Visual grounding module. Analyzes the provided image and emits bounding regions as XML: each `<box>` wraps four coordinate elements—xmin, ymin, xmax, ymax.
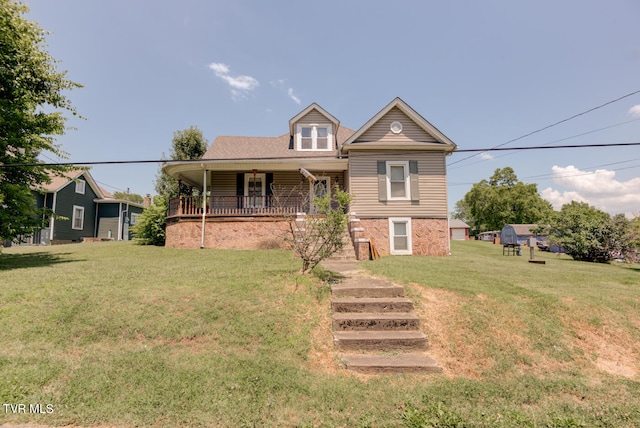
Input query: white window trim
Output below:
<box><xmin>72</xmin><ymin>205</ymin><xmax>85</xmax><ymax>230</ymax></box>
<box><xmin>75</xmin><ymin>179</ymin><xmax>86</xmax><ymax>194</ymax></box>
<box><xmin>130</xmin><ymin>213</ymin><xmax>140</xmax><ymax>225</ymax></box>
<box><xmin>389</xmin><ymin>217</ymin><xmax>412</xmax><ymax>255</ymax></box>
<box><xmin>244</xmin><ymin>173</ymin><xmax>266</xmax><ymax>208</ymax></box>
<box><xmin>296</xmin><ymin>124</ymin><xmax>333</xmax><ymax>151</ymax></box>
<box><xmin>386</xmin><ymin>161</ymin><xmax>410</xmax><ymax>200</ymax></box>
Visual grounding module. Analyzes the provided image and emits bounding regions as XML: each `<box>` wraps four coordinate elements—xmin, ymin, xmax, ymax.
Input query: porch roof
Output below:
<box><xmin>163</xmin><ymin>157</ymin><xmax>348</xmax><ymax>188</ymax></box>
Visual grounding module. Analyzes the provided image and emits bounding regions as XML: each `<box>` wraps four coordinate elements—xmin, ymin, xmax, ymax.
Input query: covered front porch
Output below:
<box><xmin>168</xmin><ymin>194</ymin><xmax>306</xmax><ymax>218</ymax></box>
<box><xmin>164</xmin><ymin>158</ymin><xmax>348</xmax><ymax>220</ymax></box>
<box><xmin>163</xmin><ymin>158</ymin><xmax>349</xmax><ymax>249</ymax></box>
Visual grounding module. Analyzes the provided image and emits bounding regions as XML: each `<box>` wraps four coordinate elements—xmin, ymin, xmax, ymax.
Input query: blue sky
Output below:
<box><xmin>26</xmin><ymin>0</ymin><xmax>640</xmax><ymax>216</ymax></box>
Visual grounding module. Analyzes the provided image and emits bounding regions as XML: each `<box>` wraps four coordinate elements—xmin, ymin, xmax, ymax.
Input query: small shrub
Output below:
<box><xmin>131</xmin><ymin>196</ymin><xmax>166</xmax><ymax>246</ymax></box>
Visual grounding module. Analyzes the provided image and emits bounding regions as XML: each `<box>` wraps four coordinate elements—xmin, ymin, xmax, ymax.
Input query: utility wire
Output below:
<box><xmin>450</xmin><ymin>117</ymin><xmax>640</xmax><ymax>169</ymax></box>
<box><xmin>448</xmin><ymin>89</ymin><xmax>640</xmax><ymax>166</ymax></box>
<box><xmin>2</xmin><ymin>142</ymin><xmax>640</xmax><ymax>169</ymax></box>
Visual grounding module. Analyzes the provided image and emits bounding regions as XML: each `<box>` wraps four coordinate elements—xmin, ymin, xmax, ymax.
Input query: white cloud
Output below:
<box><xmin>287</xmin><ymin>88</ymin><xmax>301</xmax><ymax>105</ymax></box>
<box><xmin>540</xmin><ymin>187</ymin><xmax>586</xmax><ymax>209</ymax></box>
<box><xmin>479</xmin><ymin>152</ymin><xmax>494</xmax><ymax>160</ymax></box>
<box><xmin>541</xmin><ymin>165</ymin><xmax>640</xmax><ymax>216</ymax></box>
<box><xmin>270</xmin><ymin>79</ymin><xmax>302</xmax><ymax>105</ymax></box>
<box><xmin>629</xmin><ymin>104</ymin><xmax>640</xmax><ymax>118</ymax></box>
<box><xmin>208</xmin><ymin>62</ymin><xmax>259</xmax><ymax>99</ymax></box>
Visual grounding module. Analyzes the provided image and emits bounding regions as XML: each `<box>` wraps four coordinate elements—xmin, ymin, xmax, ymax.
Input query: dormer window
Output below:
<box><xmin>296</xmin><ymin>124</ymin><xmax>332</xmax><ymax>151</ymax></box>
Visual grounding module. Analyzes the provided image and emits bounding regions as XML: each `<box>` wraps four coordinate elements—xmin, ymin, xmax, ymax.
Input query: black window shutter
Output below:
<box><xmin>409</xmin><ymin>160</ymin><xmax>419</xmax><ymax>201</ymax></box>
<box><xmin>236</xmin><ymin>173</ymin><xmax>244</xmax><ymax>208</ymax></box>
<box><xmin>377</xmin><ymin>160</ymin><xmax>387</xmax><ymax>202</ymax></box>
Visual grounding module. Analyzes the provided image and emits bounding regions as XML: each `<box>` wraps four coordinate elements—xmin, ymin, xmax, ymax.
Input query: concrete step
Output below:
<box><xmin>332</xmin><ymin>312</ymin><xmax>420</xmax><ymax>331</ymax></box>
<box><xmin>331</xmin><ymin>278</ymin><xmax>404</xmax><ymax>298</ymax></box>
<box><xmin>334</xmin><ymin>331</ymin><xmax>428</xmax><ymax>351</ymax></box>
<box><xmin>328</xmin><ymin>233</ymin><xmax>358</xmax><ymax>260</ymax></box>
<box><xmin>331</xmin><ymin>297</ymin><xmax>414</xmax><ymax>313</ymax></box>
<box><xmin>339</xmin><ymin>353</ymin><xmax>442</xmax><ymax>374</ymax></box>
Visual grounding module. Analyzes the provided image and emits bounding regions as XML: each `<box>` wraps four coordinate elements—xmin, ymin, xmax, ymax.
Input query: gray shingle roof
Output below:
<box><xmin>203</xmin><ymin>127</ymin><xmax>356</xmax><ymax>160</ymax></box>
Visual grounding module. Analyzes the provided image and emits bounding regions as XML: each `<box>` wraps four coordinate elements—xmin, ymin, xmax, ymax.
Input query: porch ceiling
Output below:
<box><xmin>163</xmin><ymin>158</ymin><xmax>348</xmax><ymax>188</ymax></box>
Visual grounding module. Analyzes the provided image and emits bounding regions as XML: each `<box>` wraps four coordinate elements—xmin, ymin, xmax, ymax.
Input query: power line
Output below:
<box><xmin>2</xmin><ymin>142</ymin><xmax>640</xmax><ymax>169</ymax></box>
<box><xmin>448</xmin><ymin>89</ymin><xmax>640</xmax><ymax>166</ymax></box>
<box><xmin>454</xmin><ymin>141</ymin><xmax>640</xmax><ymax>153</ymax></box>
<box><xmin>4</xmin><ymin>141</ymin><xmax>640</xmax><ymax>168</ymax></box>
<box><xmin>449</xmin><ymin>158</ymin><xmax>640</xmax><ymax>187</ymax></box>
<box><xmin>450</xmin><ymin>117</ymin><xmax>640</xmax><ymax>169</ymax></box>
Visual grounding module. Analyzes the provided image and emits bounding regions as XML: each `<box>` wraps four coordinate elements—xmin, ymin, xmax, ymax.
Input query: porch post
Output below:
<box><xmin>201</xmin><ymin>167</ymin><xmax>207</xmax><ymax>249</ymax></box>
<box><xmin>178</xmin><ymin>180</ymin><xmax>183</xmax><ymax>215</ymax></box>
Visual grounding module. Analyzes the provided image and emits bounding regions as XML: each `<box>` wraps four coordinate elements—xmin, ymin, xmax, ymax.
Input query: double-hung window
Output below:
<box><xmin>378</xmin><ymin>160</ymin><xmax>419</xmax><ymax>202</ymax></box>
<box><xmin>386</xmin><ymin>161</ymin><xmax>409</xmax><ymax>200</ymax></box>
<box><xmin>389</xmin><ymin>217</ymin><xmax>412</xmax><ymax>255</ymax></box>
<box><xmin>72</xmin><ymin>205</ymin><xmax>85</xmax><ymax>230</ymax></box>
<box><xmin>297</xmin><ymin>124</ymin><xmax>332</xmax><ymax>151</ymax></box>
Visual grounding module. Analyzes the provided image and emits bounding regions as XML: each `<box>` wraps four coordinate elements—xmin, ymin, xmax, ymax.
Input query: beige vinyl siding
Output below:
<box><xmin>355</xmin><ymin>107</ymin><xmax>437</xmax><ymax>144</ymax></box>
<box><xmin>210</xmin><ymin>170</ymin><xmax>344</xmax><ymax>197</ymax></box>
<box><xmin>296</xmin><ymin>110</ymin><xmax>331</xmax><ymax>125</ymax></box>
<box><xmin>210</xmin><ymin>172</ymin><xmax>237</xmax><ymax>196</ymax></box>
<box><xmin>348</xmin><ymin>152</ymin><xmax>448</xmax><ymax>218</ymax></box>
<box><xmin>273</xmin><ymin>171</ymin><xmax>300</xmax><ymax>189</ymax></box>
<box><xmin>210</xmin><ymin>171</ymin><xmax>318</xmax><ymax>194</ymax></box>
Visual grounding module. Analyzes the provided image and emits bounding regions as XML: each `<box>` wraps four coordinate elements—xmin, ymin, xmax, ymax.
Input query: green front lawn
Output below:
<box><xmin>0</xmin><ymin>241</ymin><xmax>638</xmax><ymax>427</ymax></box>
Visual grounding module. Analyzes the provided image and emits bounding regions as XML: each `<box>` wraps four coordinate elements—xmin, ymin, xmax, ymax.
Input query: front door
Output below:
<box><xmin>310</xmin><ymin>177</ymin><xmax>330</xmax><ymax>214</ymax></box>
<box><xmin>244</xmin><ymin>173</ymin><xmax>266</xmax><ymax>208</ymax></box>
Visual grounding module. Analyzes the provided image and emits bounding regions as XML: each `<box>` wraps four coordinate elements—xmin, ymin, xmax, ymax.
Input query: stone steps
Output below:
<box><xmin>331</xmin><ymin>278</ymin><xmax>405</xmax><ymax>298</ymax></box>
<box><xmin>331</xmin><ymin>297</ymin><xmax>414</xmax><ymax>313</ymax></box>
<box><xmin>332</xmin><ymin>312</ymin><xmax>420</xmax><ymax>331</ymax></box>
<box><xmin>340</xmin><ymin>354</ymin><xmax>443</xmax><ymax>374</ymax></box>
<box><xmin>329</xmin><ymin>272</ymin><xmax>442</xmax><ymax>374</ymax></box>
<box><xmin>333</xmin><ymin>331</ymin><xmax>428</xmax><ymax>351</ymax></box>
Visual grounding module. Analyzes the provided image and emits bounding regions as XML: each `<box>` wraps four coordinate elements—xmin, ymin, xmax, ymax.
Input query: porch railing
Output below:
<box><xmin>168</xmin><ymin>195</ymin><xmax>306</xmax><ymax>218</ymax></box>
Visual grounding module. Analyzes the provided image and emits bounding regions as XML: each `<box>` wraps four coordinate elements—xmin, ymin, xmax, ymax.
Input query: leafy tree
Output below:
<box><xmin>272</xmin><ymin>184</ymin><xmax>352</xmax><ymax>273</ymax></box>
<box><xmin>451</xmin><ymin>199</ymin><xmax>473</xmax><ymax>225</ymax></box>
<box><xmin>0</xmin><ymin>0</ymin><xmax>81</xmax><ymax>241</ymax></box>
<box><xmin>462</xmin><ymin>167</ymin><xmax>553</xmax><ymax>232</ymax></box>
<box><xmin>155</xmin><ymin>126</ymin><xmax>207</xmax><ymax>199</ymax></box>
<box><xmin>543</xmin><ymin>202</ymin><xmax>638</xmax><ymax>263</ymax></box>
<box><xmin>112</xmin><ymin>191</ymin><xmax>144</xmax><ymax>204</ymax></box>
<box><xmin>131</xmin><ymin>196</ymin><xmax>167</xmax><ymax>246</ymax></box>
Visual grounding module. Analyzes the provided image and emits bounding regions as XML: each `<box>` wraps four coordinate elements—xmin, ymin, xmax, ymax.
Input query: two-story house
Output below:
<box><xmin>32</xmin><ymin>170</ymin><xmax>146</xmax><ymax>245</ymax></box>
<box><xmin>162</xmin><ymin>97</ymin><xmax>457</xmax><ymax>258</ymax></box>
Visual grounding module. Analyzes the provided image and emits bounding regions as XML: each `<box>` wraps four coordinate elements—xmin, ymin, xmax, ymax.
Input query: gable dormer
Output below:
<box><xmin>289</xmin><ymin>103</ymin><xmax>340</xmax><ymax>152</ymax></box>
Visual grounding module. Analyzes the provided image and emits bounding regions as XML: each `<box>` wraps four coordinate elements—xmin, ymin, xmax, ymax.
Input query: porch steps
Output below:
<box><xmin>330</xmin><ymin>275</ymin><xmax>442</xmax><ymax>374</ymax></box>
<box><xmin>327</xmin><ymin>228</ymin><xmax>357</xmax><ymax>261</ymax></box>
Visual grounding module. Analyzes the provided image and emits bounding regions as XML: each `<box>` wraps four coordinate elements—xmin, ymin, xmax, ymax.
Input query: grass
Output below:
<box><xmin>0</xmin><ymin>240</ymin><xmax>639</xmax><ymax>427</ymax></box>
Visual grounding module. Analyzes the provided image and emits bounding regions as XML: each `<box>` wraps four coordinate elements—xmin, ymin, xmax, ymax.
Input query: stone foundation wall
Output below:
<box><xmin>166</xmin><ymin>218</ymin><xmax>292</xmax><ymax>250</ymax></box>
<box><xmin>358</xmin><ymin>218</ymin><xmax>449</xmax><ymax>257</ymax></box>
